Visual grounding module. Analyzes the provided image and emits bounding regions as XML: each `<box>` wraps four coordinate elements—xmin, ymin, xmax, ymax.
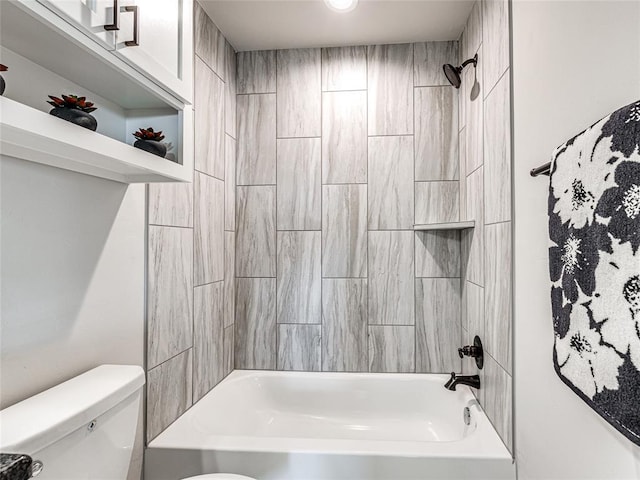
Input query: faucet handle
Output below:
<box><xmin>457</xmin><ymin>336</ymin><xmax>484</xmax><ymax>369</ymax></box>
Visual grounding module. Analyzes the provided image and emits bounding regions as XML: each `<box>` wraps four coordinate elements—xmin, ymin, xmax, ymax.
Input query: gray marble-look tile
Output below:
<box><xmin>224</xmin><ymin>231</ymin><xmax>235</xmax><ymax>328</ymax></box>
<box><xmin>277</xmin><ymin>231</ymin><xmax>321</xmax><ymax>324</ymax></box>
<box><xmin>322</xmin><ymin>184</ymin><xmax>368</xmax><ymax>278</ymax></box>
<box><xmin>458</xmin><ymin>42</ymin><xmax>466</xmax><ymax>132</ymax></box>
<box><xmin>195</xmin><ymin>1</ymin><xmax>225</xmax><ymax>77</ymax></box>
<box><xmin>464</xmin><ymin>166</ymin><xmax>484</xmax><ymax>286</ymax></box>
<box><xmin>321</xmin><ymin>46</ymin><xmax>367</xmax><ymax>91</ymax></box>
<box><xmin>194</xmin><ymin>172</ymin><xmax>224</xmax><ymax>286</ymax></box>
<box><xmin>147</xmin><ymin>226</ymin><xmax>193</xmax><ymax>369</ymax></box>
<box><xmin>483</xmin><ymin>0</ymin><xmax>509</xmax><ymax>95</ymax></box>
<box><xmin>484</xmin><ymin>73</ymin><xmax>511</xmax><ymax>224</ymax></box>
<box><xmin>415</xmin><ymin>87</ymin><xmax>458</xmax><ymax>181</ymax></box>
<box><xmin>148</xmin><ymin>182</ymin><xmax>193</xmax><ymax>228</ymax></box>
<box><xmin>459</xmin><ymin>129</ymin><xmax>467</xmax><ymax>216</ymax></box>
<box><xmin>225</xmin><ymin>134</ymin><xmax>236</xmax><ymax>231</ymax></box>
<box><xmin>223</xmin><ymin>324</ymin><xmax>234</xmax><ymax>376</ymax></box>
<box><xmin>277</xmin><ymin>324</ymin><xmax>322</xmax><ymax>371</ymax></box>
<box><xmin>195</xmin><ymin>57</ymin><xmax>225</xmax><ymax>179</ymax></box>
<box><xmin>368</xmin><ymin>231</ymin><xmax>414</xmax><ymax>325</ymax></box>
<box><xmin>368</xmin><ymin>135</ymin><xmax>414</xmax><ymax>229</ymax></box>
<box><xmin>277</xmin><ymin>48</ymin><xmax>321</xmax><ymax>138</ymax></box>
<box><xmin>414</xmin><ymin>41</ymin><xmax>458</xmax><ymax>87</ymax></box>
<box><xmin>485</xmin><ymin>222</ymin><xmax>512</xmax><ymax>374</ymax></box>
<box><xmin>368</xmin><ymin>43</ymin><xmax>413</xmax><ymax>136</ymax></box>
<box><xmin>415</xmin><ymin>278</ymin><xmax>461</xmax><ymax>373</ymax></box>
<box><xmin>464</xmin><ymin>280</ymin><xmax>485</xmax><ymax>339</ymax></box>
<box><xmin>235</xmin><ymin>278</ymin><xmax>276</xmax><ymax>369</ymax></box>
<box><xmin>224</xmin><ymin>41</ymin><xmax>237</xmax><ymax>138</ymax></box>
<box><xmin>464</xmin><ymin>45</ymin><xmax>484</xmax><ymax>175</ymax></box>
<box><xmin>277</xmin><ymin>138</ymin><xmax>321</xmax><ymax>230</ymax></box>
<box><xmin>415</xmin><ymin>181</ymin><xmax>459</xmax><ymax>225</ymax></box>
<box><xmin>461</xmin><ymin>0</ymin><xmax>482</xmax><ymax>61</ymax></box>
<box><xmin>322</xmin><ymin>90</ymin><xmax>367</xmax><ymax>184</ymax></box>
<box><xmin>237</xmin><ymin>50</ymin><xmax>277</xmax><ymax>94</ymax></box>
<box><xmin>415</xmin><ymin>230</ymin><xmax>461</xmax><ymax>278</ymax></box>
<box><xmin>484</xmin><ymin>353</ymin><xmax>513</xmax><ymax>451</ymax></box>
<box><xmin>193</xmin><ymin>281</ymin><xmax>224</xmax><ymax>402</ymax></box>
<box><xmin>236</xmin><ymin>186</ymin><xmax>276</xmax><ymax>277</ymax></box>
<box><xmin>147</xmin><ymin>349</ymin><xmax>192</xmax><ymax>442</ymax></box>
<box><xmin>322</xmin><ymin>279</ymin><xmax>368</xmax><ymax>372</ymax></box>
<box><xmin>237</xmin><ymin>94</ymin><xmax>277</xmax><ymax>185</ymax></box>
<box><xmin>369</xmin><ymin>326</ymin><xmax>415</xmax><ymax>373</ymax></box>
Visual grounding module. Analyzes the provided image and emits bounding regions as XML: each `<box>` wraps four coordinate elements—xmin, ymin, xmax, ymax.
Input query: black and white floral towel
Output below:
<box><xmin>549</xmin><ymin>100</ymin><xmax>640</xmax><ymax>445</ymax></box>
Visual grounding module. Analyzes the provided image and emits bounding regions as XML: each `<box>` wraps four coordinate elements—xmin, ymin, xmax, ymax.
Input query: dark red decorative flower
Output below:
<box><xmin>133</xmin><ymin>127</ymin><xmax>165</xmax><ymax>142</ymax></box>
<box><xmin>47</xmin><ymin>94</ymin><xmax>97</xmax><ymax>113</ymax></box>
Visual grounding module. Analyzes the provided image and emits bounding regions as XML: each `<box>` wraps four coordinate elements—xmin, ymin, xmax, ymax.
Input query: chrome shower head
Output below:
<box><xmin>442</xmin><ymin>54</ymin><xmax>478</xmax><ymax>89</ymax></box>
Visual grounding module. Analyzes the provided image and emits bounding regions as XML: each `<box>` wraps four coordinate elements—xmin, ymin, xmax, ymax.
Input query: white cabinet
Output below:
<box><xmin>37</xmin><ymin>0</ymin><xmax>118</xmax><ymax>50</ymax></box>
<box><xmin>114</xmin><ymin>0</ymin><xmax>193</xmax><ymax>104</ymax></box>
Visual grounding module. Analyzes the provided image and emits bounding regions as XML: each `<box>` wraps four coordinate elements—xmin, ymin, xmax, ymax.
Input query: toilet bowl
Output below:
<box><xmin>183</xmin><ymin>475</ymin><xmax>256</xmax><ymax>480</ymax></box>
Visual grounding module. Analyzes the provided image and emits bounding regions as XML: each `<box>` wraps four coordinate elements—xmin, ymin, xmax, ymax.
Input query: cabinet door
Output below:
<box><xmin>114</xmin><ymin>0</ymin><xmax>193</xmax><ymax>104</ymax></box>
<box><xmin>37</xmin><ymin>0</ymin><xmax>118</xmax><ymax>50</ymax></box>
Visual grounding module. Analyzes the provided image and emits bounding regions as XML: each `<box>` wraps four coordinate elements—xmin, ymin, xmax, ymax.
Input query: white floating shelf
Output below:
<box><xmin>413</xmin><ymin>221</ymin><xmax>476</xmax><ymax>231</ymax></box>
<box><xmin>0</xmin><ymin>96</ymin><xmax>191</xmax><ymax>184</ymax></box>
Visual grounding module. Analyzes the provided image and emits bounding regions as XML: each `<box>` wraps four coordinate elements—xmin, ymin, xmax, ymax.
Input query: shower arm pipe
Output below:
<box><xmin>530</xmin><ymin>162</ymin><xmax>551</xmax><ymax>177</ymax></box>
<box><xmin>460</xmin><ymin>54</ymin><xmax>478</xmax><ymax>70</ymax></box>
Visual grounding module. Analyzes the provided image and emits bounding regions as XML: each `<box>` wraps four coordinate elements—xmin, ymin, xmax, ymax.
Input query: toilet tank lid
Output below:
<box><xmin>0</xmin><ymin>365</ymin><xmax>145</xmax><ymax>454</ymax></box>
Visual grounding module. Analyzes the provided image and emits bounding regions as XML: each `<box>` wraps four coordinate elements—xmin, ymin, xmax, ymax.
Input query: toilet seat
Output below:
<box><xmin>182</xmin><ymin>475</ymin><xmax>256</xmax><ymax>480</ymax></box>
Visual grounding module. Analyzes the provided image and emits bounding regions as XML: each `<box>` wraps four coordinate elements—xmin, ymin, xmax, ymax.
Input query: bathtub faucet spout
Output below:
<box><xmin>444</xmin><ymin>372</ymin><xmax>480</xmax><ymax>391</ymax></box>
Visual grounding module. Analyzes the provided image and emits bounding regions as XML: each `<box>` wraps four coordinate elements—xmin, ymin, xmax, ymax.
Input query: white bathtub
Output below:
<box><xmin>146</xmin><ymin>370</ymin><xmax>515</xmax><ymax>480</ymax></box>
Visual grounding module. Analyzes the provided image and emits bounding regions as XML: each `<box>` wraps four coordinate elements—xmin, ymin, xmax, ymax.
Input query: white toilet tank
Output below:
<box><xmin>0</xmin><ymin>365</ymin><xmax>145</xmax><ymax>479</ymax></box>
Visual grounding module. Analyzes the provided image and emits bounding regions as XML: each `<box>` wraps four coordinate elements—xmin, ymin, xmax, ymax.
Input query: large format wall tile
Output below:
<box><xmin>148</xmin><ymin>183</ymin><xmax>193</xmax><ymax>228</ymax></box>
<box><xmin>415</xmin><ymin>230</ymin><xmax>461</xmax><ymax>278</ymax></box>
<box><xmin>415</xmin><ymin>182</ymin><xmax>459</xmax><ymax>225</ymax></box>
<box><xmin>483</xmin><ymin>0</ymin><xmax>509</xmax><ymax>94</ymax></box>
<box><xmin>485</xmin><ymin>222</ymin><xmax>512</xmax><ymax>373</ymax></box>
<box><xmin>461</xmin><ymin>0</ymin><xmax>482</xmax><ymax>61</ymax></box>
<box><xmin>277</xmin><ymin>231</ymin><xmax>321</xmax><ymax>324</ymax></box>
<box><xmin>147</xmin><ymin>226</ymin><xmax>193</xmax><ymax>369</ymax></box>
<box><xmin>237</xmin><ymin>50</ymin><xmax>277</xmax><ymax>94</ymax></box>
<box><xmin>368</xmin><ymin>231</ymin><xmax>414</xmax><ymax>325</ymax></box>
<box><xmin>147</xmin><ymin>349</ymin><xmax>192</xmax><ymax>441</ymax></box>
<box><xmin>414</xmin><ymin>41</ymin><xmax>458</xmax><ymax>87</ymax></box>
<box><xmin>224</xmin><ymin>134</ymin><xmax>236</xmax><ymax>231</ymax></box>
<box><xmin>322</xmin><ymin>91</ymin><xmax>367</xmax><ymax>184</ymax></box>
<box><xmin>322</xmin><ymin>279</ymin><xmax>368</xmax><ymax>372</ymax></box>
<box><xmin>465</xmin><ymin>166</ymin><xmax>484</xmax><ymax>286</ymax></box>
<box><xmin>277</xmin><ymin>49</ymin><xmax>321</xmax><ymax>138</ymax></box>
<box><xmin>368</xmin><ymin>135</ymin><xmax>414</xmax><ymax>229</ymax></box>
<box><xmin>484</xmin><ymin>74</ymin><xmax>511</xmax><ymax>224</ymax></box>
<box><xmin>464</xmin><ymin>45</ymin><xmax>484</xmax><ymax>175</ymax></box>
<box><xmin>321</xmin><ymin>46</ymin><xmax>367</xmax><ymax>91</ymax></box>
<box><xmin>277</xmin><ymin>138</ymin><xmax>321</xmax><ymax>230</ymax></box>
<box><xmin>224</xmin><ymin>41</ymin><xmax>237</xmax><ymax>138</ymax></box>
<box><xmin>194</xmin><ymin>2</ymin><xmax>225</xmax><ymax>77</ymax></box>
<box><xmin>193</xmin><ymin>281</ymin><xmax>224</xmax><ymax>402</ymax></box>
<box><xmin>223</xmin><ymin>324</ymin><xmax>234</xmax><ymax>377</ymax></box>
<box><xmin>415</xmin><ymin>87</ymin><xmax>458</xmax><ymax>181</ymax></box>
<box><xmin>367</xmin><ymin>44</ymin><xmax>413</xmax><ymax>135</ymax></box>
<box><xmin>235</xmin><ymin>278</ymin><xmax>276</xmax><ymax>369</ymax></box>
<box><xmin>322</xmin><ymin>185</ymin><xmax>367</xmax><ymax>278</ymax></box>
<box><xmin>484</xmin><ymin>354</ymin><xmax>513</xmax><ymax>450</ymax></box>
<box><xmin>236</xmin><ymin>186</ymin><xmax>276</xmax><ymax>277</ymax></box>
<box><xmin>224</xmin><ymin>231</ymin><xmax>235</xmax><ymax>328</ymax></box>
<box><xmin>237</xmin><ymin>94</ymin><xmax>276</xmax><ymax>185</ymax></box>
<box><xmin>464</xmin><ymin>280</ymin><xmax>485</xmax><ymax>340</ymax></box>
<box><xmin>415</xmin><ymin>278</ymin><xmax>461</xmax><ymax>373</ymax></box>
<box><xmin>369</xmin><ymin>326</ymin><xmax>415</xmax><ymax>373</ymax></box>
<box><xmin>195</xmin><ymin>57</ymin><xmax>224</xmax><ymax>179</ymax></box>
<box><xmin>194</xmin><ymin>172</ymin><xmax>224</xmax><ymax>285</ymax></box>
<box><xmin>277</xmin><ymin>324</ymin><xmax>321</xmax><ymax>371</ymax></box>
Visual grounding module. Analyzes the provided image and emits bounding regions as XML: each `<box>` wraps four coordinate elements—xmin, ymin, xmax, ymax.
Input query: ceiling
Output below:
<box><xmin>199</xmin><ymin>0</ymin><xmax>474</xmax><ymax>52</ymax></box>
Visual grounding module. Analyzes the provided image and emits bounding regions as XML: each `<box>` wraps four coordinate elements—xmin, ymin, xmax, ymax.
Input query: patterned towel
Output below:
<box><xmin>548</xmin><ymin>100</ymin><xmax>640</xmax><ymax>445</ymax></box>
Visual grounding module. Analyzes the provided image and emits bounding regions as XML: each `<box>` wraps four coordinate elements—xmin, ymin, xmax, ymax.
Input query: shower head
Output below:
<box><xmin>442</xmin><ymin>54</ymin><xmax>478</xmax><ymax>88</ymax></box>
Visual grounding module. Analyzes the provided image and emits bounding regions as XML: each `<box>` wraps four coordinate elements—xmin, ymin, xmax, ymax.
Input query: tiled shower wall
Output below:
<box><xmin>145</xmin><ymin>2</ymin><xmax>237</xmax><ymax>442</ymax></box>
<box><xmin>458</xmin><ymin>0</ymin><xmax>513</xmax><ymax>451</ymax></box>
<box><xmin>234</xmin><ymin>43</ymin><xmax>464</xmax><ymax>374</ymax></box>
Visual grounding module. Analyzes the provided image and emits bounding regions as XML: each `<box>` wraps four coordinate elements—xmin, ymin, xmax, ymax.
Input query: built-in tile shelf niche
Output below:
<box><xmin>413</xmin><ymin>221</ymin><xmax>475</xmax><ymax>231</ymax></box>
<box><xmin>0</xmin><ymin>2</ymin><xmax>193</xmax><ymax>184</ymax></box>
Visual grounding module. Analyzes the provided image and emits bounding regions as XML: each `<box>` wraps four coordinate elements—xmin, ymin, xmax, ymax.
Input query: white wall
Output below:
<box><xmin>0</xmin><ymin>156</ymin><xmax>145</xmax><ymax>405</ymax></box>
<box><xmin>512</xmin><ymin>1</ymin><xmax>640</xmax><ymax>479</ymax></box>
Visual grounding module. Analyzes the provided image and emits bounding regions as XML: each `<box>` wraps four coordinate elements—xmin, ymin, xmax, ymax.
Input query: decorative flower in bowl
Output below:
<box><xmin>132</xmin><ymin>127</ymin><xmax>167</xmax><ymax>158</ymax></box>
<box><xmin>47</xmin><ymin>94</ymin><xmax>98</xmax><ymax>131</ymax></box>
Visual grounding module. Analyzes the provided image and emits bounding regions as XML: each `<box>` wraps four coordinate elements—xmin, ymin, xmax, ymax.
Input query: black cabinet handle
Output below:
<box><xmin>123</xmin><ymin>5</ymin><xmax>139</xmax><ymax>47</ymax></box>
<box><xmin>103</xmin><ymin>0</ymin><xmax>120</xmax><ymax>31</ymax></box>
